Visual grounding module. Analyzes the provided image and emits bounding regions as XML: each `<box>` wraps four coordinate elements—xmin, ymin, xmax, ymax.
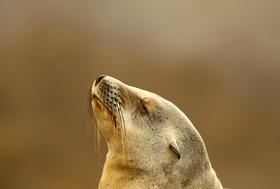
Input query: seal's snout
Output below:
<box><xmin>91</xmin><ymin>75</ymin><xmax>123</xmax><ymax>117</ymax></box>
<box><xmin>94</xmin><ymin>75</ymin><xmax>106</xmax><ymax>86</ymax></box>
<box><xmin>99</xmin><ymin>83</ymin><xmax>122</xmax><ymax>113</ymax></box>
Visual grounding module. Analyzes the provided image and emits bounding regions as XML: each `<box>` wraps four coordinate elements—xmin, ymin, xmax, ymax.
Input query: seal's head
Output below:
<box><xmin>89</xmin><ymin>75</ymin><xmax>223</xmax><ymax>189</ymax></box>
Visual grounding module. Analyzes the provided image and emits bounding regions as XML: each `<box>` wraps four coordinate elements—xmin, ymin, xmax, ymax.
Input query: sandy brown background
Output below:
<box><xmin>0</xmin><ymin>1</ymin><xmax>280</xmax><ymax>189</ymax></box>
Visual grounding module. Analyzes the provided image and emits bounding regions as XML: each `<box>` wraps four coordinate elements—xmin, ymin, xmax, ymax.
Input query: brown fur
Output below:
<box><xmin>89</xmin><ymin>75</ymin><xmax>223</xmax><ymax>189</ymax></box>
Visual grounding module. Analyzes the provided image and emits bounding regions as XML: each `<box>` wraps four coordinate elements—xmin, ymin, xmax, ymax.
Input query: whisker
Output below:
<box><xmin>87</xmin><ymin>87</ymin><xmax>94</xmax><ymax>117</ymax></box>
<box><xmin>116</xmin><ymin>103</ymin><xmax>126</xmax><ymax>163</ymax></box>
<box><xmin>87</xmin><ymin>85</ymin><xmax>102</xmax><ymax>155</ymax></box>
<box><xmin>120</xmin><ymin>106</ymin><xmax>126</xmax><ymax>134</ymax></box>
<box><xmin>97</xmin><ymin>127</ymin><xmax>101</xmax><ymax>153</ymax></box>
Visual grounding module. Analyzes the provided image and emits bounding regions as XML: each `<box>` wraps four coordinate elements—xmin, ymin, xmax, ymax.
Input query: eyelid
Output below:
<box><xmin>139</xmin><ymin>98</ymin><xmax>149</xmax><ymax>113</ymax></box>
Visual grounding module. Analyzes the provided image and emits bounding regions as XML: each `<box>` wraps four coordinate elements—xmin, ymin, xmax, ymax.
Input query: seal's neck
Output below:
<box><xmin>98</xmin><ymin>152</ymin><xmax>148</xmax><ymax>189</ymax></box>
<box><xmin>99</xmin><ymin>151</ymin><xmax>223</xmax><ymax>189</ymax></box>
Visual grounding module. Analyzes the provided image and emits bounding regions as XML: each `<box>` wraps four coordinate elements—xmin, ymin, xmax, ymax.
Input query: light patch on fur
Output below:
<box><xmin>141</xmin><ymin>96</ymin><xmax>157</xmax><ymax>112</ymax></box>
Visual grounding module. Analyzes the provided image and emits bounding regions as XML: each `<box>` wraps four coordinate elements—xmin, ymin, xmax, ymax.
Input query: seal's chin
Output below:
<box><xmin>92</xmin><ymin>95</ymin><xmax>118</xmax><ymax>128</ymax></box>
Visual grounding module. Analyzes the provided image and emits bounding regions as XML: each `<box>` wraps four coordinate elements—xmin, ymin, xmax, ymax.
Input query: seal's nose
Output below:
<box><xmin>95</xmin><ymin>75</ymin><xmax>106</xmax><ymax>86</ymax></box>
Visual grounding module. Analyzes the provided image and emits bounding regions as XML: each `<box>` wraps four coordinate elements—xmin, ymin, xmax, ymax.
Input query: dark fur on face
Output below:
<box><xmin>134</xmin><ymin>99</ymin><xmax>168</xmax><ymax>129</ymax></box>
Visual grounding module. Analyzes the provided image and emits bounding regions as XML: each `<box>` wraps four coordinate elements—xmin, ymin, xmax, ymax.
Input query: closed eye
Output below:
<box><xmin>139</xmin><ymin>98</ymin><xmax>149</xmax><ymax>115</ymax></box>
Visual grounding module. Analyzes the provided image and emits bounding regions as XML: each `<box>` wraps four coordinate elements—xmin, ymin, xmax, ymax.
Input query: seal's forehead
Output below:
<box><xmin>103</xmin><ymin>75</ymin><xmax>169</xmax><ymax>105</ymax></box>
<box><xmin>102</xmin><ymin>75</ymin><xmax>126</xmax><ymax>85</ymax></box>
<box><xmin>128</xmin><ymin>86</ymin><xmax>163</xmax><ymax>100</ymax></box>
<box><xmin>104</xmin><ymin>76</ymin><xmax>161</xmax><ymax>97</ymax></box>
<box><xmin>100</xmin><ymin>76</ymin><xmax>154</xmax><ymax>96</ymax></box>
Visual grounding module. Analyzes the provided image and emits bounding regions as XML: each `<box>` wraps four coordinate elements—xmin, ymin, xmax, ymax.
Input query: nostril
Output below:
<box><xmin>95</xmin><ymin>75</ymin><xmax>106</xmax><ymax>86</ymax></box>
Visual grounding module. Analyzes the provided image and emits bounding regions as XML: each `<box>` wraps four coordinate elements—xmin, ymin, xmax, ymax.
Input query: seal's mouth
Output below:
<box><xmin>88</xmin><ymin>80</ymin><xmax>125</xmax><ymax>129</ymax></box>
<box><xmin>93</xmin><ymin>94</ymin><xmax>118</xmax><ymax>127</ymax></box>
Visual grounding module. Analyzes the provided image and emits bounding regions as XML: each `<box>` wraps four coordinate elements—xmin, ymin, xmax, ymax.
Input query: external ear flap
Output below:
<box><xmin>169</xmin><ymin>139</ymin><xmax>181</xmax><ymax>159</ymax></box>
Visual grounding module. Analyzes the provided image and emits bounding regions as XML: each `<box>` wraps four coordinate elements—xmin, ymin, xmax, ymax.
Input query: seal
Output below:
<box><xmin>88</xmin><ymin>75</ymin><xmax>223</xmax><ymax>189</ymax></box>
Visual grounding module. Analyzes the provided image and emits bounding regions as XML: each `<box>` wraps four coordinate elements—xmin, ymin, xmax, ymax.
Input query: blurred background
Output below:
<box><xmin>0</xmin><ymin>1</ymin><xmax>279</xmax><ymax>189</ymax></box>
